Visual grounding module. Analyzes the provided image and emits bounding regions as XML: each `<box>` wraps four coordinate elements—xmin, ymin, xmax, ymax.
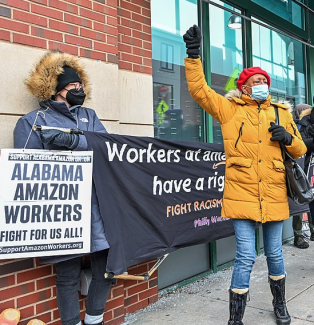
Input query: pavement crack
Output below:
<box><xmin>287</xmin><ymin>283</ymin><xmax>314</xmax><ymax>302</ymax></box>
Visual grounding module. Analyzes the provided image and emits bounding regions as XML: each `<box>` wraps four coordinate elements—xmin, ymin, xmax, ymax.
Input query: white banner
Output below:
<box><xmin>0</xmin><ymin>149</ymin><xmax>93</xmax><ymax>258</ymax></box>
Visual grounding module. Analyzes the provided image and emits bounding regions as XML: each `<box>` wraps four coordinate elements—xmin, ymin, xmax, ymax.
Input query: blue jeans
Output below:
<box><xmin>55</xmin><ymin>249</ymin><xmax>113</xmax><ymax>325</ymax></box>
<box><xmin>230</xmin><ymin>219</ymin><xmax>285</xmax><ymax>290</ymax></box>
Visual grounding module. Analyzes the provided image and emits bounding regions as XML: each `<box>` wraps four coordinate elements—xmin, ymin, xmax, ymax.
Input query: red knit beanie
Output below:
<box><xmin>237</xmin><ymin>67</ymin><xmax>271</xmax><ymax>90</ymax></box>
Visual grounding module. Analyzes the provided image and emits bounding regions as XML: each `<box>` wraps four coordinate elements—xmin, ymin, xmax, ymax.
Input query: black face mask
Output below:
<box><xmin>65</xmin><ymin>88</ymin><xmax>86</xmax><ymax>106</ymax></box>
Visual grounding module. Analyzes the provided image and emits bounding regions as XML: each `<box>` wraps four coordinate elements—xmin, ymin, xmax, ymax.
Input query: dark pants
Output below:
<box><xmin>293</xmin><ymin>210</ymin><xmax>314</xmax><ymax>237</ymax></box>
<box><xmin>309</xmin><ymin>201</ymin><xmax>314</xmax><ymax>227</ymax></box>
<box><xmin>55</xmin><ymin>249</ymin><xmax>112</xmax><ymax>325</ymax></box>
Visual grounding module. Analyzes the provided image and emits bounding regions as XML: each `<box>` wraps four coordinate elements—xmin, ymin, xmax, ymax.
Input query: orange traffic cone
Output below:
<box><xmin>27</xmin><ymin>320</ymin><xmax>46</xmax><ymax>325</ymax></box>
<box><xmin>0</xmin><ymin>309</ymin><xmax>20</xmax><ymax>325</ymax></box>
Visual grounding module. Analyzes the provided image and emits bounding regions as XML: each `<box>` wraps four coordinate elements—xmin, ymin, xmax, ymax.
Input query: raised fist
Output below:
<box><xmin>183</xmin><ymin>25</ymin><xmax>202</xmax><ymax>59</ymax></box>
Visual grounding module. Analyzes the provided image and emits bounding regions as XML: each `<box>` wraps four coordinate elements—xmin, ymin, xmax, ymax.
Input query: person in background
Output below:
<box><xmin>291</xmin><ymin>104</ymin><xmax>314</xmax><ymax>248</ymax></box>
<box><xmin>183</xmin><ymin>25</ymin><xmax>306</xmax><ymax>325</ymax></box>
<box><xmin>292</xmin><ymin>213</ymin><xmax>313</xmax><ymax>248</ymax></box>
<box><xmin>14</xmin><ymin>50</ymin><xmax>113</xmax><ymax>325</ymax></box>
<box><xmin>294</xmin><ymin>103</ymin><xmax>314</xmax><ymax>239</ymax></box>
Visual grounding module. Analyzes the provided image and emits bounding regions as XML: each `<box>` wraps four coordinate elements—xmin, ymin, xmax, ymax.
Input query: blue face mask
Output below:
<box><xmin>250</xmin><ymin>84</ymin><xmax>269</xmax><ymax>101</ymax></box>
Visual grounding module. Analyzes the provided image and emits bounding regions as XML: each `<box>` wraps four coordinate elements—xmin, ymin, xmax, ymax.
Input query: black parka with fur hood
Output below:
<box><xmin>14</xmin><ymin>50</ymin><xmax>109</xmax><ymax>263</ymax></box>
<box><xmin>297</xmin><ymin>108</ymin><xmax>314</xmax><ymax>173</ymax></box>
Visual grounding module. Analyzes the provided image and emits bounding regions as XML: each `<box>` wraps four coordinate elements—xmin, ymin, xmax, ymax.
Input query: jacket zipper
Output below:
<box><xmin>72</xmin><ymin>112</ymin><xmax>79</xmax><ymax>128</ymax></box>
<box><xmin>235</xmin><ymin>122</ymin><xmax>244</xmax><ymax>148</ymax></box>
<box><xmin>256</xmin><ymin>101</ymin><xmax>261</xmax><ymax>113</ymax></box>
<box><xmin>257</xmin><ymin>102</ymin><xmax>262</xmax><ymax>213</ymax></box>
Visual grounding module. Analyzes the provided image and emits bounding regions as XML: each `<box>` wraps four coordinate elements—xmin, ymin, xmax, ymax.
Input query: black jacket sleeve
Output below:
<box><xmin>302</xmin><ymin>137</ymin><xmax>314</xmax><ymax>154</ymax></box>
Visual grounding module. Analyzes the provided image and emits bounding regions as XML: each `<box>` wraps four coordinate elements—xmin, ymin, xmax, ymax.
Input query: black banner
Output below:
<box><xmin>85</xmin><ymin>132</ymin><xmax>233</xmax><ymax>274</ymax></box>
<box><xmin>84</xmin><ymin>132</ymin><xmax>308</xmax><ymax>274</ymax></box>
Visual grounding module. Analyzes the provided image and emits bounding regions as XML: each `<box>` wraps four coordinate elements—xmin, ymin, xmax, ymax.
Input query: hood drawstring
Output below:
<box><xmin>24</xmin><ymin>108</ymin><xmax>48</xmax><ymax>149</ymax></box>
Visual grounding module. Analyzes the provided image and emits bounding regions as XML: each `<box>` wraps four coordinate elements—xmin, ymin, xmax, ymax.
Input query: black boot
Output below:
<box><xmin>82</xmin><ymin>321</ymin><xmax>104</xmax><ymax>325</ymax></box>
<box><xmin>228</xmin><ymin>289</ymin><xmax>248</xmax><ymax>325</ymax></box>
<box><xmin>269</xmin><ymin>277</ymin><xmax>291</xmax><ymax>325</ymax></box>
<box><xmin>294</xmin><ymin>235</ymin><xmax>309</xmax><ymax>249</ymax></box>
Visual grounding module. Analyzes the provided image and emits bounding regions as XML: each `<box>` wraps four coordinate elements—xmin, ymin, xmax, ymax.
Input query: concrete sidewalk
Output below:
<box><xmin>122</xmin><ymin>238</ymin><xmax>314</xmax><ymax>325</ymax></box>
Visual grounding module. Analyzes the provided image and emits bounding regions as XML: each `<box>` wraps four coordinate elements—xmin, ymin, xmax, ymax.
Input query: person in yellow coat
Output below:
<box><xmin>183</xmin><ymin>25</ymin><xmax>306</xmax><ymax>325</ymax></box>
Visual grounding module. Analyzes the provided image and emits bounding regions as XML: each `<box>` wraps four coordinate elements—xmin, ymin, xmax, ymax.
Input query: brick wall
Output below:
<box><xmin>0</xmin><ymin>0</ymin><xmax>152</xmax><ymax>74</ymax></box>
<box><xmin>0</xmin><ymin>257</ymin><xmax>158</xmax><ymax>324</ymax></box>
<box><xmin>118</xmin><ymin>0</ymin><xmax>151</xmax><ymax>74</ymax></box>
<box><xmin>0</xmin><ymin>0</ymin><xmax>155</xmax><ymax>324</ymax></box>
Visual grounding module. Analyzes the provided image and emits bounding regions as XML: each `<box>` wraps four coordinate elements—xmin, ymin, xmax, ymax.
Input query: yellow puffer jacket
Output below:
<box><xmin>185</xmin><ymin>58</ymin><xmax>307</xmax><ymax>223</ymax></box>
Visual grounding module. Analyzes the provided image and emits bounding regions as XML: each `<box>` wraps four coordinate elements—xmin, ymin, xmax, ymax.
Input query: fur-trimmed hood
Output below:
<box><xmin>25</xmin><ymin>50</ymin><xmax>90</xmax><ymax>102</ymax></box>
<box><xmin>300</xmin><ymin>108</ymin><xmax>312</xmax><ymax>120</ymax></box>
<box><xmin>224</xmin><ymin>88</ymin><xmax>242</xmax><ymax>101</ymax></box>
<box><xmin>224</xmin><ymin>89</ymin><xmax>292</xmax><ymax>110</ymax></box>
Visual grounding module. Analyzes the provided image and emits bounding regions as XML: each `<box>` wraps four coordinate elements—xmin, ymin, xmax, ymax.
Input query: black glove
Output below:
<box><xmin>183</xmin><ymin>25</ymin><xmax>202</xmax><ymax>59</ymax></box>
<box><xmin>269</xmin><ymin>122</ymin><xmax>292</xmax><ymax>145</ymax></box>
<box><xmin>40</xmin><ymin>129</ymin><xmax>79</xmax><ymax>150</ymax></box>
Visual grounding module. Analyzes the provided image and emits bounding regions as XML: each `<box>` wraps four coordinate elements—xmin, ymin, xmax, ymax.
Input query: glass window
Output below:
<box><xmin>151</xmin><ymin>0</ymin><xmax>201</xmax><ymax>142</ymax></box>
<box><xmin>208</xmin><ymin>2</ymin><xmax>243</xmax><ymax>143</ymax></box>
<box><xmin>251</xmin><ymin>0</ymin><xmax>304</xmax><ymax>29</ymax></box>
<box><xmin>161</xmin><ymin>43</ymin><xmax>174</xmax><ymax>70</ymax></box>
<box><xmin>252</xmin><ymin>20</ymin><xmax>306</xmax><ymax>109</ymax></box>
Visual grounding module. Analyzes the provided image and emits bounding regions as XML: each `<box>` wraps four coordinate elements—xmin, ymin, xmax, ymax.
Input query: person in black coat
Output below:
<box><xmin>14</xmin><ymin>50</ymin><xmax>113</xmax><ymax>325</ymax></box>
<box><xmin>293</xmin><ymin>103</ymin><xmax>314</xmax><ymax>243</ymax></box>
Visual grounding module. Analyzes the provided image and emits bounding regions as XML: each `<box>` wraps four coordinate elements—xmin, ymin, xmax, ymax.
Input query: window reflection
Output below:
<box><xmin>252</xmin><ymin>21</ymin><xmax>305</xmax><ymax>109</ymax></box>
<box><xmin>251</xmin><ymin>0</ymin><xmax>303</xmax><ymax>29</ymax></box>
<box><xmin>161</xmin><ymin>44</ymin><xmax>174</xmax><ymax>71</ymax></box>
<box><xmin>208</xmin><ymin>2</ymin><xmax>243</xmax><ymax>143</ymax></box>
<box><xmin>151</xmin><ymin>0</ymin><xmax>201</xmax><ymax>142</ymax></box>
